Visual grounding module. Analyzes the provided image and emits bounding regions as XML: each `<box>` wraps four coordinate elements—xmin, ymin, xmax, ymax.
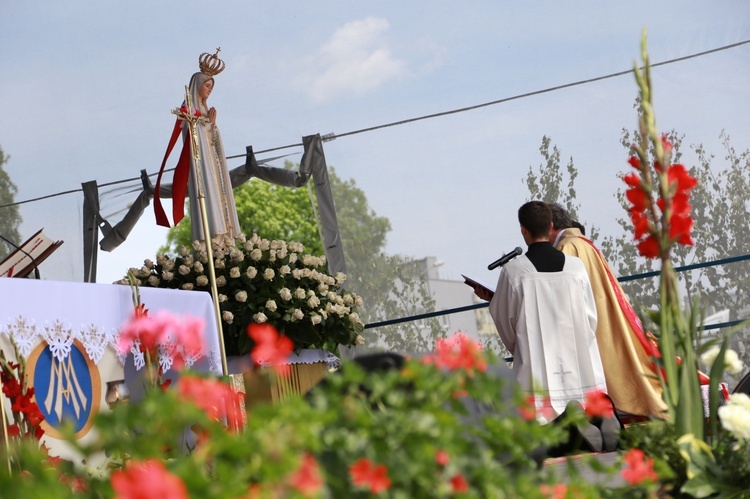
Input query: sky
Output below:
<box><xmin>2</xmin><ymin>2</ymin><xmax>749</xmax><ymax>296</ymax></box>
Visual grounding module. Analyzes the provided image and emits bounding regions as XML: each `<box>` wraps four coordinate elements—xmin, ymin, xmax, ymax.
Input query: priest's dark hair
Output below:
<box><xmin>549</xmin><ymin>202</ymin><xmax>574</xmax><ymax>230</ymax></box>
<box><xmin>518</xmin><ymin>201</ymin><xmax>552</xmax><ymax>239</ymax></box>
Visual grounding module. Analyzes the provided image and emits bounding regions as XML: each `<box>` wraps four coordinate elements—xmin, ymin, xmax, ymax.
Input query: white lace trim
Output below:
<box><xmin>1</xmin><ymin>314</ymin><xmax>220</xmax><ymax>374</ymax></box>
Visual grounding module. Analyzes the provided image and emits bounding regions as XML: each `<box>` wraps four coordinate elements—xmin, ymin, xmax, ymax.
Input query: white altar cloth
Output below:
<box><xmin>0</xmin><ymin>278</ymin><xmax>222</xmax><ymax>374</ymax></box>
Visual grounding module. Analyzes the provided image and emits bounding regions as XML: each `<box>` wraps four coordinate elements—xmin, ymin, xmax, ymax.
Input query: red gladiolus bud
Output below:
<box><xmin>627</xmin><ymin>156</ymin><xmax>641</xmax><ymax>169</ymax></box>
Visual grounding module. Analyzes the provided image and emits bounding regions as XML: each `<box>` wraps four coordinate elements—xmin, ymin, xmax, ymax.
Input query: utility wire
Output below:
<box><xmin>2</xmin><ymin>38</ymin><xmax>749</xmax><ymax>210</ymax></box>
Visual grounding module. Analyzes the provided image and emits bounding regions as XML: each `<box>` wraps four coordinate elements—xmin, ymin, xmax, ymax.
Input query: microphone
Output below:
<box><xmin>0</xmin><ymin>234</ymin><xmax>41</xmax><ymax>279</ymax></box>
<box><xmin>487</xmin><ymin>246</ymin><xmax>523</xmax><ymax>271</ymax></box>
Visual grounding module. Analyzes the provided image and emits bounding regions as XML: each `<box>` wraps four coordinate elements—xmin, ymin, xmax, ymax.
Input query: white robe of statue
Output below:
<box><xmin>489</xmin><ymin>254</ymin><xmax>607</xmax><ymax>422</ymax></box>
<box><xmin>185</xmin><ymin>72</ymin><xmax>241</xmax><ymax>244</ymax></box>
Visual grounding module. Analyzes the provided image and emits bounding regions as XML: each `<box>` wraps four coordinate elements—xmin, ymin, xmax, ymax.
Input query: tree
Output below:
<box><xmin>0</xmin><ymin>146</ymin><xmax>22</xmax><ymax>260</ymax></box>
<box><xmin>164</xmin><ymin>163</ymin><xmax>443</xmax><ymax>353</ymax></box>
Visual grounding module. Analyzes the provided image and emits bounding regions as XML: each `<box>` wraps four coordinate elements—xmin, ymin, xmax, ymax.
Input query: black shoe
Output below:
<box><xmin>592</xmin><ymin>395</ymin><xmax>622</xmax><ymax>452</ymax></box>
<box><xmin>566</xmin><ymin>401</ymin><xmax>603</xmax><ymax>453</ymax></box>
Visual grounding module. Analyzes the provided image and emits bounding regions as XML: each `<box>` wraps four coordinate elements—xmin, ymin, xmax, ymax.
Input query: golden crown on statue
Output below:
<box><xmin>199</xmin><ymin>47</ymin><xmax>225</xmax><ymax>77</ymax></box>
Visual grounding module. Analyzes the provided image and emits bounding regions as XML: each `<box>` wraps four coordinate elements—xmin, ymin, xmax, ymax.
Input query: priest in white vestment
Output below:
<box><xmin>487</xmin><ymin>201</ymin><xmax>607</xmax><ymax>423</ymax></box>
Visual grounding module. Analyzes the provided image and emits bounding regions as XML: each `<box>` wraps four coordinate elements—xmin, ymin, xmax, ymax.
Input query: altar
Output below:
<box><xmin>0</xmin><ymin>278</ymin><xmax>222</xmax><ymax>461</ymax></box>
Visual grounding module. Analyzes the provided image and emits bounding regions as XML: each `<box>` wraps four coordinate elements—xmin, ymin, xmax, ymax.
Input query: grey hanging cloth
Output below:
<box><xmin>301</xmin><ymin>134</ymin><xmax>346</xmax><ymax>276</ymax></box>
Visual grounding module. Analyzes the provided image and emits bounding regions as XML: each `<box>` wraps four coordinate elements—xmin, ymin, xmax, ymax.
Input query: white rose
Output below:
<box><xmin>163</xmin><ymin>260</ymin><xmax>175</xmax><ymax>271</ymax></box>
<box><xmin>237</xmin><ymin>233</ymin><xmax>247</xmax><ymax>243</ymax></box>
<box><xmin>725</xmin><ymin>349</ymin><xmax>744</xmax><ymax>375</ymax></box>
<box><xmin>279</xmin><ymin>265</ymin><xmax>291</xmax><ymax>276</ymax></box>
<box><xmin>307</xmin><ymin>295</ymin><xmax>320</xmax><ymax>308</ymax></box>
<box><xmin>230</xmin><ymin>267</ymin><xmax>241</xmax><ymax>278</ymax></box>
<box><xmin>343</xmin><ymin>294</ymin><xmax>354</xmax><ymax>305</ymax></box>
<box><xmin>250</xmin><ymin>233</ymin><xmax>260</xmax><ymax>245</ymax></box>
<box><xmin>253</xmin><ymin>312</ymin><xmax>268</xmax><ymax>323</ymax></box>
<box><xmin>156</xmin><ymin>255</ymin><xmax>168</xmax><ymax>265</ymax></box>
<box><xmin>355</xmin><ymin>335</ymin><xmax>365</xmax><ymax>346</ymax></box>
<box><xmin>719</xmin><ymin>394</ymin><xmax>750</xmax><ymax>440</ymax></box>
<box><xmin>140</xmin><ymin>266</ymin><xmax>150</xmax><ymax>276</ymax></box>
<box><xmin>348</xmin><ymin>312</ymin><xmax>361</xmax><ymax>324</ymax></box>
<box><xmin>335</xmin><ymin>272</ymin><xmax>347</xmax><ymax>285</ymax></box>
<box><xmin>196</xmin><ymin>275</ymin><xmax>209</xmax><ymax>286</ymax></box>
<box><xmin>292</xmin><ymin>269</ymin><xmax>302</xmax><ymax>280</ymax></box>
<box><xmin>289</xmin><ymin>253</ymin><xmax>298</xmax><ymax>264</ymax></box>
<box><xmin>268</xmin><ymin>250</ymin><xmax>277</xmax><ymax>262</ymax></box>
<box><xmin>183</xmin><ymin>255</ymin><xmax>194</xmax><ymax>266</ymax></box>
<box><xmin>215</xmin><ymin>258</ymin><xmax>226</xmax><ymax>269</ymax></box>
<box><xmin>302</xmin><ymin>255</ymin><xmax>316</xmax><ymax>266</ymax></box>
<box><xmin>266</xmin><ymin>300</ymin><xmax>278</xmax><ymax>312</ymax></box>
<box><xmin>216</xmin><ymin>276</ymin><xmax>227</xmax><ymax>287</ymax></box>
<box><xmin>259</xmin><ymin>239</ymin><xmax>271</xmax><ymax>251</ymax></box>
<box><xmin>215</xmin><ymin>250</ymin><xmax>225</xmax><ymax>260</ymax></box>
<box><xmin>144</xmin><ymin>259</ymin><xmax>155</xmax><ymax>269</ymax></box>
<box><xmin>319</xmin><ymin>309</ymin><xmax>328</xmax><ymax>320</ymax></box>
<box><xmin>182</xmin><ymin>283</ymin><xmax>194</xmax><ymax>290</ymax></box>
<box><xmin>355</xmin><ymin>296</ymin><xmax>364</xmax><ymax>307</ymax></box>
<box><xmin>310</xmin><ymin>314</ymin><xmax>322</xmax><ymax>326</ymax></box>
<box><xmin>293</xmin><ymin>309</ymin><xmax>304</xmax><ymax>321</ymax></box>
<box><xmin>246</xmin><ymin>266</ymin><xmax>258</xmax><ymax>279</ymax></box>
<box><xmin>235</xmin><ymin>251</ymin><xmax>245</xmax><ymax>262</ymax></box>
<box><xmin>178</xmin><ymin>265</ymin><xmax>190</xmax><ymax>276</ymax></box>
<box><xmin>222</xmin><ymin>311</ymin><xmax>234</xmax><ymax>324</ymax></box>
<box><xmin>219</xmin><ymin>294</ymin><xmax>228</xmax><ymax>303</ymax></box>
<box><xmin>318</xmin><ymin>283</ymin><xmax>329</xmax><ymax>295</ymax></box>
<box><xmin>193</xmin><ymin>261</ymin><xmax>204</xmax><ymax>273</ymax></box>
<box><xmin>235</xmin><ymin>290</ymin><xmax>248</xmax><ymax>302</ymax></box>
<box><xmin>277</xmin><ymin>247</ymin><xmax>288</xmax><ymax>259</ymax></box>
<box><xmin>148</xmin><ymin>275</ymin><xmax>160</xmax><ymax>286</ymax></box>
<box><xmin>244</xmin><ymin>241</ymin><xmax>254</xmax><ymax>251</ymax></box>
<box><xmin>192</xmin><ymin>240</ymin><xmax>205</xmax><ymax>252</ymax></box>
<box><xmin>279</xmin><ymin>288</ymin><xmax>292</xmax><ymax>301</ymax></box>
<box><xmin>250</xmin><ymin>249</ymin><xmax>263</xmax><ymax>261</ymax></box>
<box><xmin>179</xmin><ymin>246</ymin><xmax>190</xmax><ymax>257</ymax></box>
<box><xmin>295</xmin><ymin>288</ymin><xmax>306</xmax><ymax>299</ymax></box>
<box><xmin>162</xmin><ymin>271</ymin><xmax>174</xmax><ymax>281</ymax></box>
<box><xmin>263</xmin><ymin>268</ymin><xmax>275</xmax><ymax>280</ymax></box>
<box><xmin>327</xmin><ymin>291</ymin><xmax>337</xmax><ymax>302</ymax></box>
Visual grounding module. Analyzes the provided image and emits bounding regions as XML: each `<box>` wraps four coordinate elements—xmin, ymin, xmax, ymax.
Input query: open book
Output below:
<box><xmin>461</xmin><ymin>274</ymin><xmax>494</xmax><ymax>300</ymax></box>
<box><xmin>0</xmin><ymin>229</ymin><xmax>64</xmax><ymax>278</ymax></box>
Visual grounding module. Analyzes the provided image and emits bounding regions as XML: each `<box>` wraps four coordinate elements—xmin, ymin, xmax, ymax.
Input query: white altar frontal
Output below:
<box><xmin>0</xmin><ymin>278</ymin><xmax>222</xmax><ymax>463</ymax></box>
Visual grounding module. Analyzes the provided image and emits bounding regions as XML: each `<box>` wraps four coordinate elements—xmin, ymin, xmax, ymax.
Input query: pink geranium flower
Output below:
<box><xmin>111</xmin><ymin>459</ymin><xmax>188</xmax><ymax>499</ymax></box>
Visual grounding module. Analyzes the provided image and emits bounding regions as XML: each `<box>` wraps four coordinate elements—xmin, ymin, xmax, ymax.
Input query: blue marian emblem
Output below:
<box><xmin>28</xmin><ymin>340</ymin><xmax>101</xmax><ymax>439</ymax></box>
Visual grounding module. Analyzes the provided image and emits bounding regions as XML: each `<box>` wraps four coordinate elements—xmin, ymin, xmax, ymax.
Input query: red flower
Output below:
<box><xmin>423</xmin><ymin>333</ymin><xmax>487</xmax><ymax>375</ymax></box>
<box><xmin>629</xmin><ymin>209</ymin><xmax>650</xmax><ymax>240</ymax></box>
<box><xmin>248</xmin><ymin>323</ymin><xmax>293</xmax><ymax>376</ymax></box>
<box><xmin>621</xmin><ymin>448</ymin><xmax>658</xmax><ymax>485</ymax></box>
<box><xmin>540</xmin><ymin>483</ymin><xmax>568</xmax><ymax>498</ymax></box>
<box><xmin>518</xmin><ymin>395</ymin><xmax>536</xmax><ymax>421</ymax></box>
<box><xmin>623</xmin><ymin>172</ymin><xmax>641</xmax><ymax>187</ymax></box>
<box><xmin>450</xmin><ymin>473</ymin><xmax>469</xmax><ymax>493</ymax></box>
<box><xmin>669</xmin><ymin>215</ymin><xmax>694</xmax><ymax>246</ymax></box>
<box><xmin>627</xmin><ymin>156</ymin><xmax>641</xmax><ymax>169</ymax></box>
<box><xmin>2</xmin><ymin>377</ymin><xmax>21</xmax><ymax>399</ymax></box>
<box><xmin>637</xmin><ymin>236</ymin><xmax>660</xmax><ymax>259</ymax></box>
<box><xmin>625</xmin><ymin>187</ymin><xmax>648</xmax><ymax>212</ymax></box>
<box><xmin>349</xmin><ymin>458</ymin><xmax>391</xmax><ymax>494</ymax></box>
<box><xmin>583</xmin><ymin>390</ymin><xmax>614</xmax><ymax>418</ymax></box>
<box><xmin>110</xmin><ymin>459</ymin><xmax>188</xmax><ymax>499</ymax></box>
<box><xmin>7</xmin><ymin>424</ymin><xmax>20</xmax><ymax>437</ymax></box>
<box><xmin>288</xmin><ymin>453</ymin><xmax>324</xmax><ymax>497</ymax></box>
<box><xmin>435</xmin><ymin>450</ymin><xmax>450</xmax><ymax>466</ymax></box>
<box><xmin>667</xmin><ymin>163</ymin><xmax>697</xmax><ymax>191</ymax></box>
<box><xmin>661</xmin><ymin>134</ymin><xmax>673</xmax><ymax>155</ymax></box>
<box><xmin>177</xmin><ymin>375</ymin><xmax>242</xmax><ymax>425</ymax></box>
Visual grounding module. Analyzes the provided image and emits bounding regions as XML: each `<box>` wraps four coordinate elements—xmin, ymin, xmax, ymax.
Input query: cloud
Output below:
<box><xmin>306</xmin><ymin>17</ymin><xmax>407</xmax><ymax>103</ymax></box>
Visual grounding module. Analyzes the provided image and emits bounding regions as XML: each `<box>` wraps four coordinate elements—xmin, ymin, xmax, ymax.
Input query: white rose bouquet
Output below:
<box><xmin>121</xmin><ymin>234</ymin><xmax>365</xmax><ymax>357</ymax></box>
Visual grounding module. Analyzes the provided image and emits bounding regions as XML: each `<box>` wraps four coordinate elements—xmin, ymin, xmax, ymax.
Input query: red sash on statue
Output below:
<box><xmin>153</xmin><ymin>108</ymin><xmax>195</xmax><ymax>228</ymax></box>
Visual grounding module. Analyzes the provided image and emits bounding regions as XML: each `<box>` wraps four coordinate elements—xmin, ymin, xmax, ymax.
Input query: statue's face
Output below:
<box><xmin>199</xmin><ymin>79</ymin><xmax>214</xmax><ymax>102</ymax></box>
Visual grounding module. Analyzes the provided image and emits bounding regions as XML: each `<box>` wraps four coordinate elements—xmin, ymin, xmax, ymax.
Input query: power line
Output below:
<box><xmin>2</xmin><ymin>38</ymin><xmax>749</xmax><ymax>210</ymax></box>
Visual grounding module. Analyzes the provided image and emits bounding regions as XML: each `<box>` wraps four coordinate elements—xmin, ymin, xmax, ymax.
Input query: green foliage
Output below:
<box><xmin>0</xmin><ymin>145</ymin><xmax>22</xmax><ymax>260</ymax></box>
<box><xmin>0</xmin><ymin>350</ymin><xmax>625</xmax><ymax>497</ymax></box>
<box><xmin>619</xmin><ymin>422</ymin><xmax>684</xmax><ymax>492</ymax></box>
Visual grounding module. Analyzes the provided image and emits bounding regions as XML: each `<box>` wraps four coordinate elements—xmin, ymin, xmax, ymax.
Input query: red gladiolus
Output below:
<box><xmin>629</xmin><ymin>209</ymin><xmax>650</xmax><ymax>240</ymax></box>
<box><xmin>669</xmin><ymin>215</ymin><xmax>694</xmax><ymax>246</ymax></box>
<box><xmin>435</xmin><ymin>450</ymin><xmax>450</xmax><ymax>466</ymax></box>
<box><xmin>450</xmin><ymin>474</ymin><xmax>469</xmax><ymax>493</ymax></box>
<box><xmin>288</xmin><ymin>453</ymin><xmax>324</xmax><ymax>497</ymax></box>
<box><xmin>625</xmin><ymin>187</ymin><xmax>648</xmax><ymax>212</ymax></box>
<box><xmin>349</xmin><ymin>458</ymin><xmax>391</xmax><ymax>494</ymax></box>
<box><xmin>621</xmin><ymin>448</ymin><xmax>658</xmax><ymax>485</ymax></box>
<box><xmin>627</xmin><ymin>156</ymin><xmax>641</xmax><ymax>169</ymax></box>
<box><xmin>110</xmin><ymin>459</ymin><xmax>189</xmax><ymax>499</ymax></box>
<box><xmin>667</xmin><ymin>163</ymin><xmax>697</xmax><ymax>191</ymax></box>
<box><xmin>248</xmin><ymin>323</ymin><xmax>293</xmax><ymax>376</ymax></box>
<box><xmin>177</xmin><ymin>375</ymin><xmax>242</xmax><ymax>426</ymax></box>
<box><xmin>583</xmin><ymin>390</ymin><xmax>614</xmax><ymax>418</ymax></box>
<box><xmin>623</xmin><ymin>172</ymin><xmax>641</xmax><ymax>187</ymax></box>
<box><xmin>661</xmin><ymin>134</ymin><xmax>673</xmax><ymax>154</ymax></box>
<box><xmin>637</xmin><ymin>236</ymin><xmax>660</xmax><ymax>259</ymax></box>
<box><xmin>7</xmin><ymin>424</ymin><xmax>20</xmax><ymax>438</ymax></box>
